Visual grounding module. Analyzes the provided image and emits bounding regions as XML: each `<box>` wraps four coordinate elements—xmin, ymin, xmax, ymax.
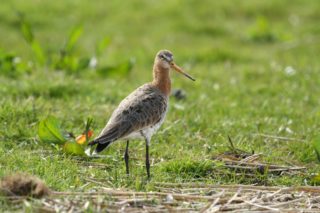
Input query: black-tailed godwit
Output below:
<box><xmin>88</xmin><ymin>50</ymin><xmax>195</xmax><ymax>178</ymax></box>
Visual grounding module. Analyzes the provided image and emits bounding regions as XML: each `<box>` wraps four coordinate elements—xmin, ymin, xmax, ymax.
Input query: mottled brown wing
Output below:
<box><xmin>92</xmin><ymin>84</ymin><xmax>167</xmax><ymax>145</ymax></box>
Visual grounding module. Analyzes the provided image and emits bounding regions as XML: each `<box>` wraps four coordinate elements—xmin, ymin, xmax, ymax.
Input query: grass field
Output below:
<box><xmin>1</xmin><ymin>0</ymin><xmax>320</xmax><ymax>210</ymax></box>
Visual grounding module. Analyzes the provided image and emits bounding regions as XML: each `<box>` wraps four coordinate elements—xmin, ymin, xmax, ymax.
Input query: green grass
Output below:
<box><xmin>1</xmin><ymin>0</ymin><xmax>320</xmax><ymax>206</ymax></box>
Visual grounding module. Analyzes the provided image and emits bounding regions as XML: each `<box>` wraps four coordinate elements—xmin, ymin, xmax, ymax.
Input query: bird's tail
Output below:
<box><xmin>88</xmin><ymin>139</ymin><xmax>112</xmax><ymax>153</ymax></box>
<box><xmin>88</xmin><ymin>124</ymin><xmax>124</xmax><ymax>153</ymax></box>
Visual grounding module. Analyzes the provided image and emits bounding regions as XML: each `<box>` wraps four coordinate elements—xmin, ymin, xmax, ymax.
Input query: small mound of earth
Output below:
<box><xmin>0</xmin><ymin>173</ymin><xmax>50</xmax><ymax>198</ymax></box>
<box><xmin>172</xmin><ymin>89</ymin><xmax>187</xmax><ymax>100</ymax></box>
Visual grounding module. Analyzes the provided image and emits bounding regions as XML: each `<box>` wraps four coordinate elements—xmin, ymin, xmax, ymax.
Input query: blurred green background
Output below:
<box><xmin>1</xmin><ymin>0</ymin><xmax>320</xmax><ymax>192</ymax></box>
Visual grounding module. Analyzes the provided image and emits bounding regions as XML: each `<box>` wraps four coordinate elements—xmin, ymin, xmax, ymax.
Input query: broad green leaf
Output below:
<box><xmin>17</xmin><ymin>13</ymin><xmax>45</xmax><ymax>65</ymax></box>
<box><xmin>313</xmin><ymin>135</ymin><xmax>320</xmax><ymax>162</ymax></box>
<box><xmin>63</xmin><ymin>141</ymin><xmax>85</xmax><ymax>156</ymax></box>
<box><xmin>31</xmin><ymin>41</ymin><xmax>45</xmax><ymax>65</ymax></box>
<box><xmin>66</xmin><ymin>55</ymin><xmax>78</xmax><ymax>72</ymax></box>
<box><xmin>38</xmin><ymin>116</ymin><xmax>67</xmax><ymax>144</ymax></box>
<box><xmin>20</xmin><ymin>19</ymin><xmax>34</xmax><ymax>44</ymax></box>
<box><xmin>96</xmin><ymin>37</ymin><xmax>111</xmax><ymax>56</ymax></box>
<box><xmin>64</xmin><ymin>26</ymin><xmax>83</xmax><ymax>53</ymax></box>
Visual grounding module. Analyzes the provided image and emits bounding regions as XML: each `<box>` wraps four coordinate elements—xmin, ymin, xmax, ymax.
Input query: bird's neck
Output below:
<box><xmin>151</xmin><ymin>65</ymin><xmax>171</xmax><ymax>96</ymax></box>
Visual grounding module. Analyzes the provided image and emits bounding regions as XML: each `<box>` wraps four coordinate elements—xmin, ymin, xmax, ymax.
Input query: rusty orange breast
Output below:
<box><xmin>151</xmin><ymin>63</ymin><xmax>171</xmax><ymax>96</ymax></box>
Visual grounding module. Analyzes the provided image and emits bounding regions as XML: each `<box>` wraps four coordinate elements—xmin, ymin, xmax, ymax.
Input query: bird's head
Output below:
<box><xmin>155</xmin><ymin>50</ymin><xmax>195</xmax><ymax>81</ymax></box>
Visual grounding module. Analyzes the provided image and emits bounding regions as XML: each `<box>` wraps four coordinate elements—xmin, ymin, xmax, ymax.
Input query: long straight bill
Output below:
<box><xmin>170</xmin><ymin>63</ymin><xmax>195</xmax><ymax>81</ymax></box>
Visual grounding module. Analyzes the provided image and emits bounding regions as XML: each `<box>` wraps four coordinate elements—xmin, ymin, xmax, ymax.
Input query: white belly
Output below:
<box><xmin>122</xmin><ymin>114</ymin><xmax>166</xmax><ymax>142</ymax></box>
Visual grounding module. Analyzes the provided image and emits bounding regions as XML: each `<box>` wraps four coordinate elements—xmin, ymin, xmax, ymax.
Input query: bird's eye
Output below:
<box><xmin>160</xmin><ymin>54</ymin><xmax>172</xmax><ymax>62</ymax></box>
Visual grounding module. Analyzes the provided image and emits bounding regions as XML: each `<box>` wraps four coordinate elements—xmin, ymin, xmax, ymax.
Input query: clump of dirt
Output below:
<box><xmin>172</xmin><ymin>89</ymin><xmax>187</xmax><ymax>100</ymax></box>
<box><xmin>0</xmin><ymin>173</ymin><xmax>50</xmax><ymax>198</ymax></box>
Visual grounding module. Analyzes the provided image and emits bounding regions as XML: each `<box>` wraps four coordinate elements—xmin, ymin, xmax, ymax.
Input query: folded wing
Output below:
<box><xmin>89</xmin><ymin>84</ymin><xmax>167</xmax><ymax>152</ymax></box>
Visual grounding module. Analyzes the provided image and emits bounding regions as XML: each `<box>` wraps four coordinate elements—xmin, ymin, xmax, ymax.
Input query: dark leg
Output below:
<box><xmin>140</xmin><ymin>131</ymin><xmax>151</xmax><ymax>179</ymax></box>
<box><xmin>145</xmin><ymin>140</ymin><xmax>150</xmax><ymax>179</ymax></box>
<box><xmin>124</xmin><ymin>140</ymin><xmax>129</xmax><ymax>175</ymax></box>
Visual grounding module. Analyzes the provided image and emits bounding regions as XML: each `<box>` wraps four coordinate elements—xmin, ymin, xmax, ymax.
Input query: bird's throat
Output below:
<box><xmin>152</xmin><ymin>66</ymin><xmax>171</xmax><ymax>96</ymax></box>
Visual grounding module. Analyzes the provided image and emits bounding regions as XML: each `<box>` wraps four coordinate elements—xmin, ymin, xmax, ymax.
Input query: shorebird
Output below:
<box><xmin>88</xmin><ymin>50</ymin><xmax>195</xmax><ymax>178</ymax></box>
